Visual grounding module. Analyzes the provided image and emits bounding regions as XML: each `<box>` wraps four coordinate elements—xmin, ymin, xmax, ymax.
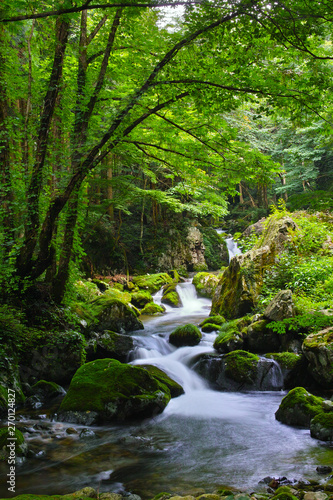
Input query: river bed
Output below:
<box><xmin>0</xmin><ymin>282</ymin><xmax>331</xmax><ymax>498</ymax></box>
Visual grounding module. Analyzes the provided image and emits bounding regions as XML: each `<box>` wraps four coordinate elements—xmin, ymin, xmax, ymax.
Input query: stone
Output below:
<box><xmin>246</xmin><ymin>319</ymin><xmax>280</xmax><ymax>353</ymax></box>
<box><xmin>275</xmin><ymin>387</ymin><xmax>324</xmax><ymax>427</ymax></box>
<box><xmin>310</xmin><ymin>413</ymin><xmax>333</xmax><ymax>441</ymax></box>
<box><xmin>90</xmin><ymin>296</ymin><xmax>144</xmax><ymax>333</ymax></box>
<box><xmin>302</xmin><ymin>327</ymin><xmax>333</xmax><ymax>389</ymax></box>
<box><xmin>86</xmin><ymin>331</ymin><xmax>134</xmax><ymax>362</ymax></box>
<box><xmin>140</xmin><ymin>302</ymin><xmax>165</xmax><ymax>315</ymax></box>
<box><xmin>132</xmin><ymin>273</ymin><xmax>173</xmax><ymax>293</ymax></box>
<box><xmin>264</xmin><ymin>290</ymin><xmax>295</xmax><ymax>322</ymax></box>
<box><xmin>0</xmin><ymin>428</ymin><xmax>28</xmax><ymax>459</ymax></box>
<box><xmin>131</xmin><ymin>290</ymin><xmax>154</xmax><ymax>309</ymax></box>
<box><xmin>71</xmin><ymin>486</ymin><xmax>98</xmax><ymax>498</ymax></box>
<box><xmin>303</xmin><ymin>493</ymin><xmax>328</xmax><ymax>500</ymax></box>
<box><xmin>169</xmin><ymin>324</ymin><xmax>202</xmax><ymax>347</ymax></box>
<box><xmin>58</xmin><ymin>359</ymin><xmax>171</xmax><ymax>424</ymax></box>
<box><xmin>316</xmin><ymin>466</ymin><xmax>333</xmax><ymax>474</ymax></box>
<box><xmin>243</xmin><ymin>219</ymin><xmax>266</xmax><ymax>237</ymax></box>
<box><xmin>192</xmin><ymin>272</ymin><xmax>219</xmax><ymax>298</ymax></box>
<box><xmin>161</xmin><ymin>283</ymin><xmax>183</xmax><ymax>307</ymax></box>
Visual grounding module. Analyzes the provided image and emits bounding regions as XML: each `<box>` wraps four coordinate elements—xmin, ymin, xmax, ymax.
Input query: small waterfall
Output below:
<box><xmin>225</xmin><ymin>237</ymin><xmax>242</xmax><ymax>262</ymax></box>
<box><xmin>259</xmin><ymin>357</ymin><xmax>284</xmax><ymax>390</ymax></box>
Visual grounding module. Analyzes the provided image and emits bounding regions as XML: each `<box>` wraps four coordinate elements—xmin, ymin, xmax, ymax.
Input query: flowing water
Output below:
<box><xmin>0</xmin><ymin>282</ymin><xmax>331</xmax><ymax>498</ymax></box>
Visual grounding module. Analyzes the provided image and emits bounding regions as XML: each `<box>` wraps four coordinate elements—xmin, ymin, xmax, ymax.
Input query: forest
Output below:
<box><xmin>0</xmin><ymin>0</ymin><xmax>333</xmax><ymax>499</ymax></box>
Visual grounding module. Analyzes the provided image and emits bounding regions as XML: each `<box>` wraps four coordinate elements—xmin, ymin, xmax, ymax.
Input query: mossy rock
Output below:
<box><xmin>86</xmin><ymin>331</ymin><xmax>134</xmax><ymax>362</ymax></box>
<box><xmin>200</xmin><ymin>315</ymin><xmax>226</xmax><ymax>327</ymax></box>
<box><xmin>310</xmin><ymin>412</ymin><xmax>333</xmax><ymax>441</ymax></box>
<box><xmin>161</xmin><ymin>283</ymin><xmax>182</xmax><ymax>307</ymax></box>
<box><xmin>213</xmin><ymin>329</ymin><xmax>244</xmax><ymax>353</ymax></box>
<box><xmin>275</xmin><ymin>387</ymin><xmax>324</xmax><ymax>427</ymax></box>
<box><xmin>201</xmin><ymin>323</ymin><xmax>222</xmax><ymax>333</ymax></box>
<box><xmin>246</xmin><ymin>319</ymin><xmax>280</xmax><ymax>353</ymax></box>
<box><xmin>169</xmin><ymin>324</ymin><xmax>202</xmax><ymax>347</ymax></box>
<box><xmin>140</xmin><ymin>365</ymin><xmax>184</xmax><ymax>397</ymax></box>
<box><xmin>132</xmin><ymin>273</ymin><xmax>173</xmax><ymax>293</ymax></box>
<box><xmin>0</xmin><ymin>357</ymin><xmax>25</xmax><ymax>407</ymax></box>
<box><xmin>58</xmin><ymin>359</ymin><xmax>171</xmax><ymax>424</ymax></box>
<box><xmin>265</xmin><ymin>353</ymin><xmax>300</xmax><ymax>370</ymax></box>
<box><xmin>0</xmin><ymin>427</ymin><xmax>27</xmax><ymax>459</ymax></box>
<box><xmin>224</xmin><ymin>350</ymin><xmax>259</xmax><ymax>385</ymax></box>
<box><xmin>89</xmin><ymin>296</ymin><xmax>144</xmax><ymax>333</ymax></box>
<box><xmin>192</xmin><ymin>272</ymin><xmax>219</xmax><ymax>298</ymax></box>
<box><xmin>130</xmin><ymin>290</ymin><xmax>153</xmax><ymax>309</ymax></box>
<box><xmin>272</xmin><ymin>493</ymin><xmax>299</xmax><ymax>500</ymax></box>
<box><xmin>302</xmin><ymin>327</ymin><xmax>333</xmax><ymax>389</ymax></box>
<box><xmin>140</xmin><ymin>302</ymin><xmax>165</xmax><ymax>316</ymax></box>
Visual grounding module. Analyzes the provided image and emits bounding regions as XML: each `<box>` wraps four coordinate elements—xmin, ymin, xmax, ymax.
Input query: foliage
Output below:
<box><xmin>287</xmin><ymin>191</ymin><xmax>333</xmax><ymax>212</ymax></box>
<box><xmin>268</xmin><ymin>313</ymin><xmax>333</xmax><ymax>336</ymax></box>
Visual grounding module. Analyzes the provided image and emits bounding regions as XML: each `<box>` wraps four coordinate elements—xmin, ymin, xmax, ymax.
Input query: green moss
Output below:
<box><xmin>140</xmin><ymin>365</ymin><xmax>184</xmax><ymax>397</ymax></box>
<box><xmin>200</xmin><ymin>315</ymin><xmax>226</xmax><ymax>327</ymax></box>
<box><xmin>192</xmin><ymin>272</ymin><xmax>219</xmax><ymax>298</ymax></box>
<box><xmin>213</xmin><ymin>329</ymin><xmax>242</xmax><ymax>352</ymax></box>
<box><xmin>265</xmin><ymin>352</ymin><xmax>300</xmax><ymax>369</ymax></box>
<box><xmin>0</xmin><ymin>427</ymin><xmax>25</xmax><ymax>448</ymax></box>
<box><xmin>140</xmin><ymin>303</ymin><xmax>165</xmax><ymax>315</ymax></box>
<box><xmin>130</xmin><ymin>290</ymin><xmax>153</xmax><ymax>309</ymax></box>
<box><xmin>311</xmin><ymin>412</ymin><xmax>333</xmax><ymax>429</ymax></box>
<box><xmin>224</xmin><ymin>350</ymin><xmax>259</xmax><ymax>384</ymax></box>
<box><xmin>275</xmin><ymin>387</ymin><xmax>325</xmax><ymax>427</ymax></box>
<box><xmin>169</xmin><ymin>324</ymin><xmax>202</xmax><ymax>347</ymax></box>
<box><xmin>272</xmin><ymin>493</ymin><xmax>299</xmax><ymax>500</ymax></box>
<box><xmin>201</xmin><ymin>323</ymin><xmax>222</xmax><ymax>333</ymax></box>
<box><xmin>161</xmin><ymin>283</ymin><xmax>182</xmax><ymax>307</ymax></box>
<box><xmin>265</xmin><ymin>352</ymin><xmax>301</xmax><ymax>370</ymax></box>
<box><xmin>132</xmin><ymin>273</ymin><xmax>173</xmax><ymax>293</ymax></box>
<box><xmin>59</xmin><ymin>359</ymin><xmax>171</xmax><ymax>414</ymax></box>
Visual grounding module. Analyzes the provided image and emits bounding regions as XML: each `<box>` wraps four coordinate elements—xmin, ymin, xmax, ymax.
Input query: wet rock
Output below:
<box><xmin>192</xmin><ymin>272</ymin><xmax>219</xmax><ymax>298</ymax></box>
<box><xmin>310</xmin><ymin>413</ymin><xmax>333</xmax><ymax>441</ymax></box>
<box><xmin>99</xmin><ymin>494</ymin><xmax>123</xmax><ymax>500</ymax></box>
<box><xmin>90</xmin><ymin>296</ymin><xmax>144</xmax><ymax>333</ymax></box>
<box><xmin>140</xmin><ymin>302</ymin><xmax>165</xmax><ymax>315</ymax></box>
<box><xmin>86</xmin><ymin>331</ymin><xmax>134</xmax><ymax>362</ymax></box>
<box><xmin>161</xmin><ymin>283</ymin><xmax>183</xmax><ymax>307</ymax></box>
<box><xmin>79</xmin><ymin>428</ymin><xmax>97</xmax><ymax>440</ymax></box>
<box><xmin>71</xmin><ymin>486</ymin><xmax>98</xmax><ymax>498</ymax></box>
<box><xmin>132</xmin><ymin>273</ymin><xmax>173</xmax><ymax>294</ymax></box>
<box><xmin>0</xmin><ymin>428</ymin><xmax>28</xmax><ymax>459</ymax></box>
<box><xmin>169</xmin><ymin>324</ymin><xmax>202</xmax><ymax>347</ymax></box>
<box><xmin>275</xmin><ymin>387</ymin><xmax>324</xmax><ymax>427</ymax></box>
<box><xmin>130</xmin><ymin>290</ymin><xmax>153</xmax><ymax>309</ymax></box>
<box><xmin>264</xmin><ymin>290</ymin><xmax>295</xmax><ymax>322</ymax></box>
<box><xmin>316</xmin><ymin>466</ymin><xmax>333</xmax><ymax>474</ymax></box>
<box><xmin>302</xmin><ymin>327</ymin><xmax>333</xmax><ymax>389</ymax></box>
<box><xmin>303</xmin><ymin>493</ymin><xmax>328</xmax><ymax>500</ymax></box>
<box><xmin>140</xmin><ymin>365</ymin><xmax>184</xmax><ymax>398</ymax></box>
<box><xmin>58</xmin><ymin>359</ymin><xmax>171</xmax><ymax>424</ymax></box>
<box><xmin>246</xmin><ymin>320</ymin><xmax>280</xmax><ymax>353</ymax></box>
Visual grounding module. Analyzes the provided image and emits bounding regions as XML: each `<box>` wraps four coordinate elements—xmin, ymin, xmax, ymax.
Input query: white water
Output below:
<box><xmin>215</xmin><ymin>227</ymin><xmax>242</xmax><ymax>261</ymax></box>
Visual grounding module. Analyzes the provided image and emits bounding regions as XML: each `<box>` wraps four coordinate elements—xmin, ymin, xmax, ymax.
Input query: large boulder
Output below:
<box><xmin>140</xmin><ymin>365</ymin><xmax>184</xmax><ymax>397</ymax></box>
<box><xmin>90</xmin><ymin>296</ymin><xmax>144</xmax><ymax>333</ymax></box>
<box><xmin>58</xmin><ymin>359</ymin><xmax>171</xmax><ymax>424</ymax></box>
<box><xmin>130</xmin><ymin>290</ymin><xmax>153</xmax><ymax>309</ymax></box>
<box><xmin>275</xmin><ymin>387</ymin><xmax>324</xmax><ymax>427</ymax></box>
<box><xmin>302</xmin><ymin>327</ymin><xmax>333</xmax><ymax>389</ymax></box>
<box><xmin>169</xmin><ymin>324</ymin><xmax>202</xmax><ymax>347</ymax></box>
<box><xmin>194</xmin><ymin>350</ymin><xmax>284</xmax><ymax>391</ymax></box>
<box><xmin>85</xmin><ymin>331</ymin><xmax>134</xmax><ymax>362</ymax></box>
<box><xmin>246</xmin><ymin>319</ymin><xmax>281</xmax><ymax>353</ymax></box>
<box><xmin>310</xmin><ymin>412</ymin><xmax>333</xmax><ymax>441</ymax></box>
<box><xmin>140</xmin><ymin>302</ymin><xmax>165</xmax><ymax>316</ymax></box>
<box><xmin>193</xmin><ymin>272</ymin><xmax>219</xmax><ymax>298</ymax></box>
<box><xmin>264</xmin><ymin>290</ymin><xmax>295</xmax><ymax>322</ymax></box>
<box><xmin>211</xmin><ymin>216</ymin><xmax>297</xmax><ymax>319</ymax></box>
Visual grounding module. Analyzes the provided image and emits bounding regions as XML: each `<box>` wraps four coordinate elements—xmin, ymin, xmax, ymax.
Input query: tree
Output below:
<box><xmin>1</xmin><ymin>0</ymin><xmax>333</xmax><ymax>303</ymax></box>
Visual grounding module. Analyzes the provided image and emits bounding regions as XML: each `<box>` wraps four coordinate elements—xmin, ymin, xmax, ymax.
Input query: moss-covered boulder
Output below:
<box><xmin>169</xmin><ymin>324</ymin><xmax>202</xmax><ymax>347</ymax></box>
<box><xmin>0</xmin><ymin>427</ymin><xmax>27</xmax><ymax>459</ymax></box>
<box><xmin>140</xmin><ymin>302</ymin><xmax>165</xmax><ymax>316</ymax></box>
<box><xmin>211</xmin><ymin>216</ymin><xmax>297</xmax><ymax>319</ymax></box>
<box><xmin>19</xmin><ymin>330</ymin><xmax>86</xmax><ymax>386</ymax></box>
<box><xmin>25</xmin><ymin>380</ymin><xmax>65</xmax><ymax>409</ymax></box>
<box><xmin>275</xmin><ymin>387</ymin><xmax>324</xmax><ymax>427</ymax></box>
<box><xmin>302</xmin><ymin>327</ymin><xmax>333</xmax><ymax>389</ymax></box>
<box><xmin>194</xmin><ymin>350</ymin><xmax>284</xmax><ymax>391</ymax></box>
<box><xmin>130</xmin><ymin>290</ymin><xmax>154</xmax><ymax>309</ymax></box>
<box><xmin>0</xmin><ymin>357</ymin><xmax>25</xmax><ymax>413</ymax></box>
<box><xmin>192</xmin><ymin>272</ymin><xmax>219</xmax><ymax>298</ymax></box>
<box><xmin>132</xmin><ymin>273</ymin><xmax>173</xmax><ymax>293</ymax></box>
<box><xmin>58</xmin><ymin>359</ymin><xmax>171</xmax><ymax>424</ymax></box>
<box><xmin>140</xmin><ymin>365</ymin><xmax>184</xmax><ymax>397</ymax></box>
<box><xmin>161</xmin><ymin>283</ymin><xmax>182</xmax><ymax>307</ymax></box>
<box><xmin>213</xmin><ymin>317</ymin><xmax>250</xmax><ymax>353</ymax></box>
<box><xmin>201</xmin><ymin>323</ymin><xmax>222</xmax><ymax>333</ymax></box>
<box><xmin>86</xmin><ymin>331</ymin><xmax>134</xmax><ymax>362</ymax></box>
<box><xmin>310</xmin><ymin>412</ymin><xmax>333</xmax><ymax>441</ymax></box>
<box><xmin>89</xmin><ymin>296</ymin><xmax>144</xmax><ymax>333</ymax></box>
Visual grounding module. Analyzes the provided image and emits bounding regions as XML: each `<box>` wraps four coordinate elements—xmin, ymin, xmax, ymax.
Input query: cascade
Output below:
<box><xmin>215</xmin><ymin>227</ymin><xmax>242</xmax><ymax>261</ymax></box>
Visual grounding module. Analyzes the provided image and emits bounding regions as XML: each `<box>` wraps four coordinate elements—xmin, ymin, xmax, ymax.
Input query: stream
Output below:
<box><xmin>0</xmin><ymin>282</ymin><xmax>332</xmax><ymax>498</ymax></box>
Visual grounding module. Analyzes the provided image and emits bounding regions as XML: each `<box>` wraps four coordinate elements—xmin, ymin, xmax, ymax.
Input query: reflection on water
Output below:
<box><xmin>0</xmin><ymin>281</ymin><xmax>332</xmax><ymax>499</ymax></box>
